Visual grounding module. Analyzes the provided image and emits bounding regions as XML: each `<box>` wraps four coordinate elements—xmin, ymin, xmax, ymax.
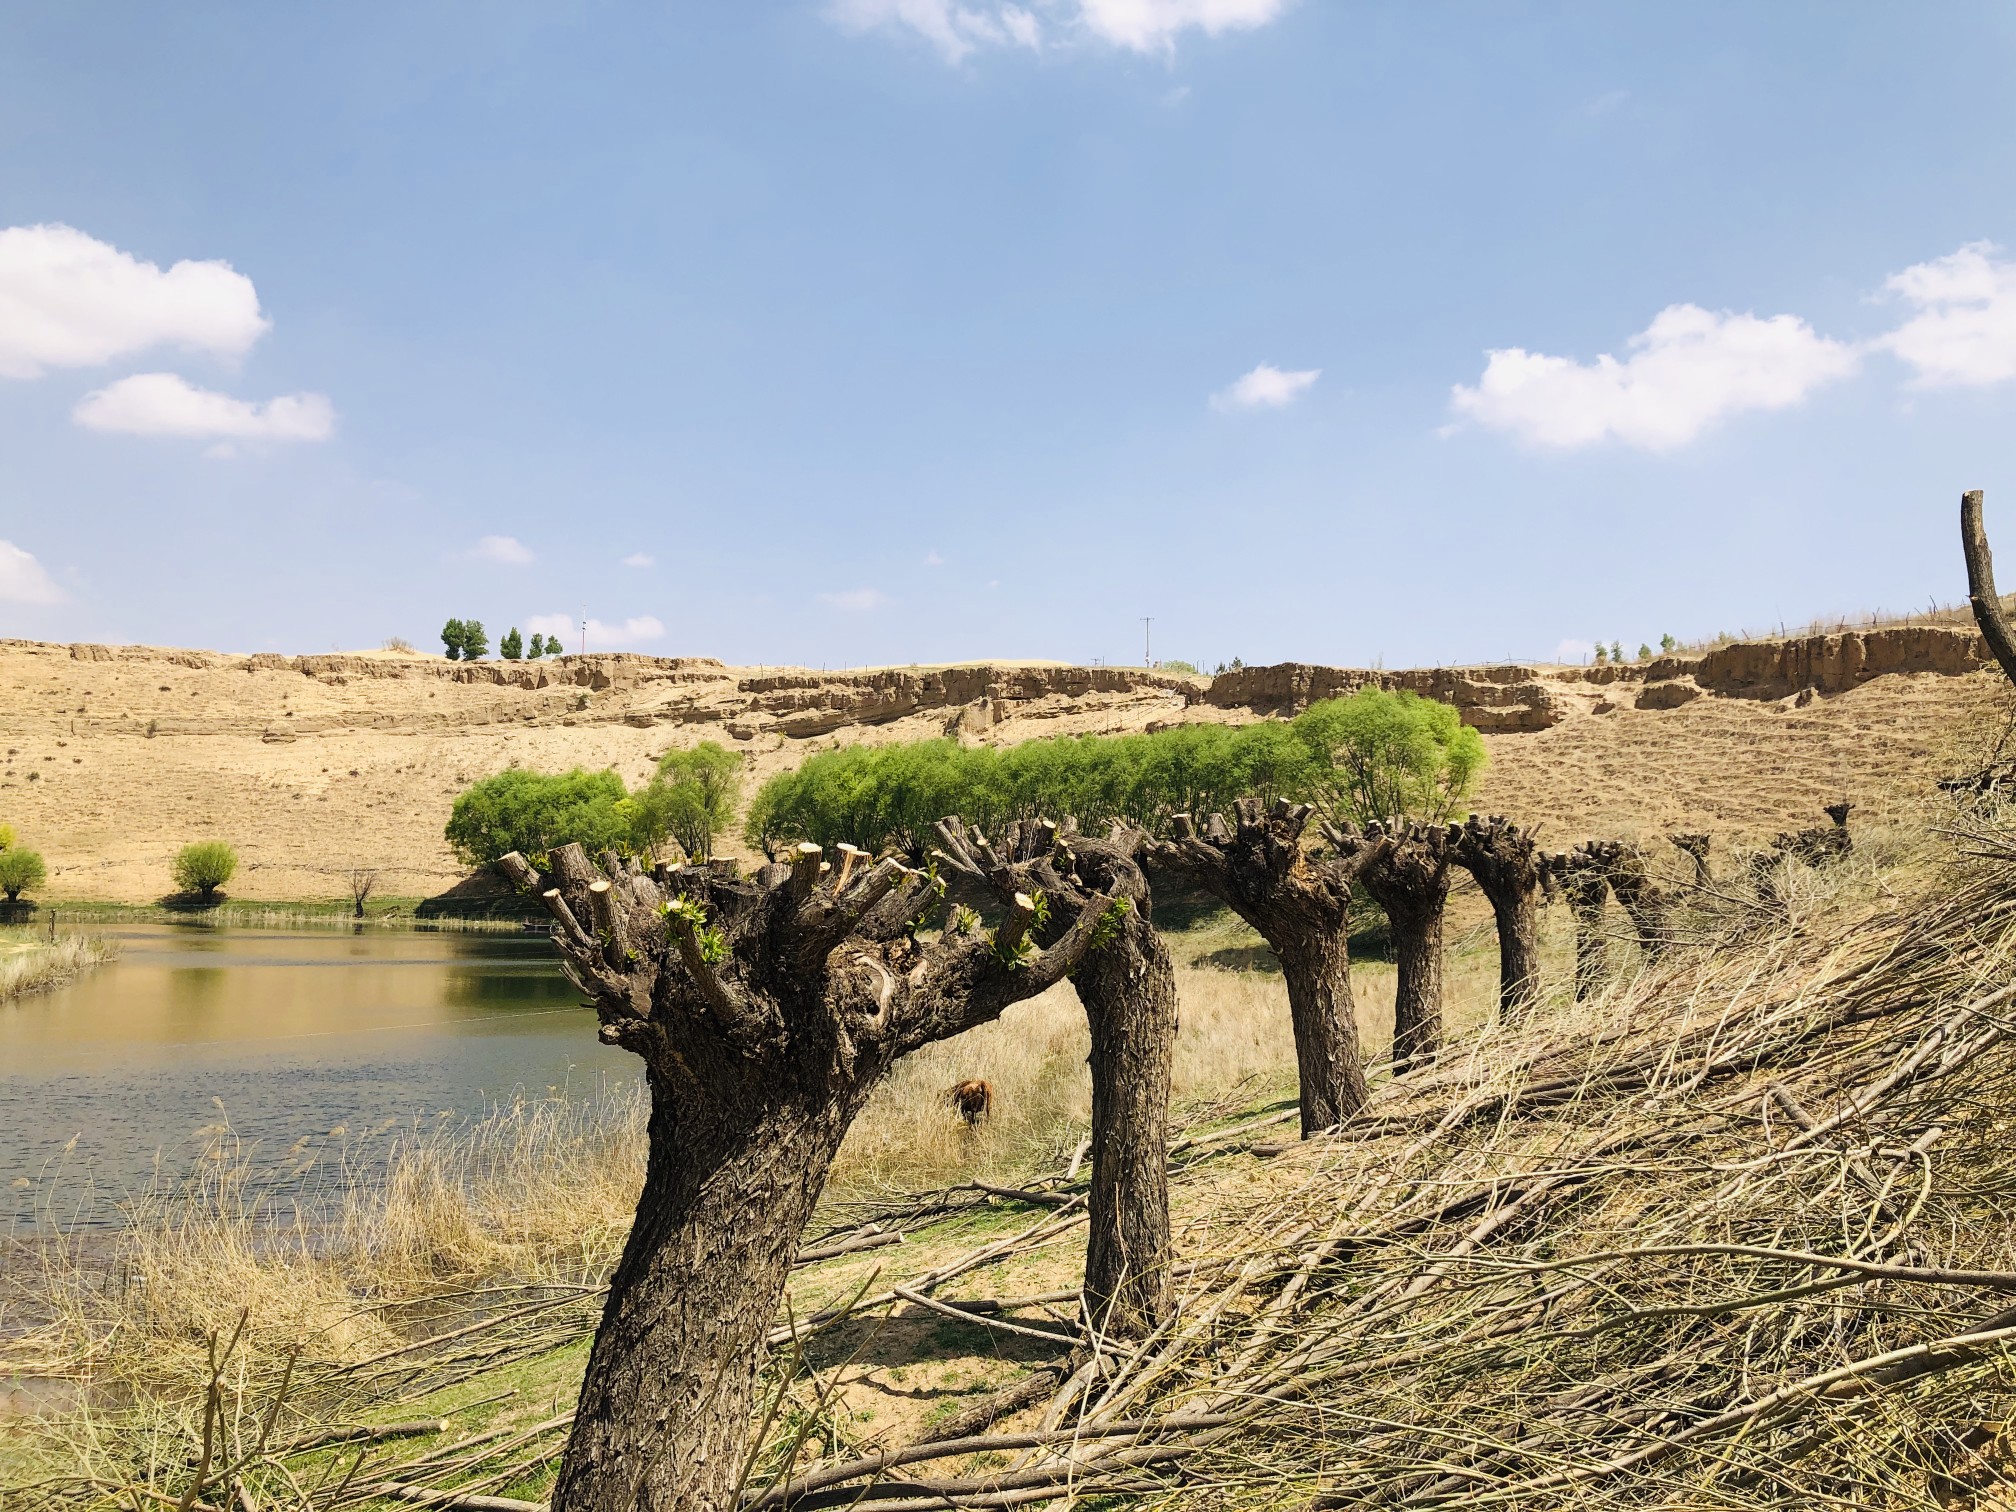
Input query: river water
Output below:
<box><xmin>0</xmin><ymin>923</ymin><xmax>630</xmax><ymax>1232</ymax></box>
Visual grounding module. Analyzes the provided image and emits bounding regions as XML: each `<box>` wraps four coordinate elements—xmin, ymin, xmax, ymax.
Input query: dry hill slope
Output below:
<box><xmin>0</xmin><ymin>626</ymin><xmax>1999</xmax><ymax>902</ymax></box>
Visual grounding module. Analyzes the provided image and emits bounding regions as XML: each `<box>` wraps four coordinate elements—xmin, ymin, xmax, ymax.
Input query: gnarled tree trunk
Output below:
<box><xmin>1451</xmin><ymin>816</ymin><xmax>1545</xmax><ymax>1024</ymax></box>
<box><xmin>1327</xmin><ymin>819</ymin><xmax>1454</xmax><ymax>1071</ymax></box>
<box><xmin>1587</xmin><ymin>839</ymin><xmax>1671</xmax><ymax>958</ymax></box>
<box><xmin>1962</xmin><ymin>488</ymin><xmax>2016</xmax><ymax>686</ymax></box>
<box><xmin>1667</xmin><ymin>832</ymin><xmax>1711</xmax><ymax>890</ymax></box>
<box><xmin>935</xmin><ymin>818</ymin><xmax>1174</xmax><ymax>1335</ymax></box>
<box><xmin>1148</xmin><ymin>798</ymin><xmax>1369</xmax><ymax>1134</ymax></box>
<box><xmin>1546</xmin><ymin>846</ymin><xmax>1611</xmax><ymax>1000</ymax></box>
<box><xmin>501</xmin><ymin>837</ymin><xmax>1112</xmax><ymax>1512</ymax></box>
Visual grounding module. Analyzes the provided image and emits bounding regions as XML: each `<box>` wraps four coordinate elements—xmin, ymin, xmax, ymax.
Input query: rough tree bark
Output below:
<box><xmin>499</xmin><ymin>837</ymin><xmax>1113</xmax><ymax>1512</ymax></box>
<box><xmin>934</xmin><ymin>816</ymin><xmax>1175</xmax><ymax>1335</ymax></box>
<box><xmin>1451</xmin><ymin>815</ymin><xmax>1546</xmax><ymax>1024</ymax></box>
<box><xmin>1146</xmin><ymin>798</ymin><xmax>1369</xmax><ymax>1133</ymax></box>
<box><xmin>1962</xmin><ymin>488</ymin><xmax>2016</xmax><ymax>687</ymax></box>
<box><xmin>1586</xmin><ymin>840</ymin><xmax>1671</xmax><ymax>958</ymax></box>
<box><xmin>1322</xmin><ymin>819</ymin><xmax>1454</xmax><ymax>1074</ymax></box>
<box><xmin>1544</xmin><ymin>846</ymin><xmax>1611</xmax><ymax>1000</ymax></box>
<box><xmin>1667</xmin><ymin>832</ymin><xmax>1712</xmax><ymax>890</ymax></box>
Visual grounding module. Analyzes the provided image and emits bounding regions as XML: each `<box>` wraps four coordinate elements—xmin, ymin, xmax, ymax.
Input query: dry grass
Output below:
<box><xmin>0</xmin><ymin>930</ymin><xmax>114</xmax><ymax>1001</ymax></box>
<box><xmin>7</xmin><ymin>810</ymin><xmax>1981</xmax><ymax>1511</ymax></box>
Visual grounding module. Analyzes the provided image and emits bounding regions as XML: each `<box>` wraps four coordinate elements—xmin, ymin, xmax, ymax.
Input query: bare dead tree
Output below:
<box><xmin>1962</xmin><ymin>488</ymin><xmax>2016</xmax><ymax>686</ymax></box>
<box><xmin>937</xmin><ymin>816</ymin><xmax>1174</xmax><ymax>1334</ymax></box>
<box><xmin>1544</xmin><ymin>846</ymin><xmax>1612</xmax><ymax>1000</ymax></box>
<box><xmin>1324</xmin><ymin>819</ymin><xmax>1454</xmax><ymax>1074</ymax></box>
<box><xmin>348</xmin><ymin>868</ymin><xmax>377</xmax><ymax>919</ymax></box>
<box><xmin>497</xmin><ymin>838</ymin><xmax>1114</xmax><ymax>1512</ymax></box>
<box><xmin>1667</xmin><ymin>832</ymin><xmax>1712</xmax><ymax>890</ymax></box>
<box><xmin>1148</xmin><ymin>798</ymin><xmax>1370</xmax><ymax>1131</ymax></box>
<box><xmin>1452</xmin><ymin>815</ymin><xmax>1546</xmax><ymax>1023</ymax></box>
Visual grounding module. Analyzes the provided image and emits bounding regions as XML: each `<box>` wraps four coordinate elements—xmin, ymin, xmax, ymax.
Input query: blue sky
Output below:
<box><xmin>4</xmin><ymin>1</ymin><xmax>2016</xmax><ymax>670</ymax></box>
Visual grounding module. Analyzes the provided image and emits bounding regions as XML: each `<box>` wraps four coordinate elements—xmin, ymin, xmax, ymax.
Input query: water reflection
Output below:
<box><xmin>0</xmin><ymin>923</ymin><xmax>630</xmax><ymax>1230</ymax></box>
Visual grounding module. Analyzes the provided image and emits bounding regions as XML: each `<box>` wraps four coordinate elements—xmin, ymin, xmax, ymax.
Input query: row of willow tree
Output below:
<box><xmin>498</xmin><ymin>688</ymin><xmax>1692</xmax><ymax>1511</ymax></box>
<box><xmin>478</xmin><ymin>494</ymin><xmax>2005</xmax><ymax>1512</ymax></box>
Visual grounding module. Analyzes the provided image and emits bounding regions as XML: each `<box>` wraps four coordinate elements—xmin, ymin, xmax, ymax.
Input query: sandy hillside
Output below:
<box><xmin>0</xmin><ymin>627</ymin><xmax>2001</xmax><ymax>902</ymax></box>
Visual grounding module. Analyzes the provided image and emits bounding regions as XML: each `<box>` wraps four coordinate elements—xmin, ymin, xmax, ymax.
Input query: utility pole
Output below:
<box><xmin>1142</xmin><ymin>617</ymin><xmax>1153</xmax><ymax>669</ymax></box>
<box><xmin>580</xmin><ymin>609</ymin><xmax>587</xmax><ymax>657</ymax></box>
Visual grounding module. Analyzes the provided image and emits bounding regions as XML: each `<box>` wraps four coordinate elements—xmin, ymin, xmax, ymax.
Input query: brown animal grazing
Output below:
<box><xmin>947</xmin><ymin>1078</ymin><xmax>993</xmax><ymax>1126</ymax></box>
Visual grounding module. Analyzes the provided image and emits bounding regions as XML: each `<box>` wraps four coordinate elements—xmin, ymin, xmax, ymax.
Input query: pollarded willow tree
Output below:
<box><xmin>1324</xmin><ymin>819</ymin><xmax>1455</xmax><ymax>1074</ymax></box>
<box><xmin>1543</xmin><ymin>844</ymin><xmax>1612</xmax><ymax>1001</ymax></box>
<box><xmin>935</xmin><ymin>816</ymin><xmax>1174</xmax><ymax>1334</ymax></box>
<box><xmin>1451</xmin><ymin>815</ymin><xmax>1547</xmax><ymax>1024</ymax></box>
<box><xmin>1148</xmin><ymin>798</ymin><xmax>1372</xmax><ymax>1132</ymax></box>
<box><xmin>499</xmin><ymin>839</ymin><xmax>1115</xmax><ymax>1512</ymax></box>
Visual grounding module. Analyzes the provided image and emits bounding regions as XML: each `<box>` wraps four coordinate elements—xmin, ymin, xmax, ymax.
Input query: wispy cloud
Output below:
<box><xmin>1553</xmin><ymin>638</ymin><xmax>1595</xmax><ymax>663</ymax></box>
<box><xmin>1212</xmin><ymin>362</ymin><xmax>1321</xmax><ymax>411</ymax></box>
<box><xmin>0</xmin><ymin>540</ymin><xmax>64</xmax><ymax>605</ymax></box>
<box><xmin>819</xmin><ymin>587</ymin><xmax>890</xmax><ymax>611</ymax></box>
<box><xmin>0</xmin><ymin>223</ymin><xmax>269</xmax><ymax>380</ymax></box>
<box><xmin>1447</xmin><ymin>305</ymin><xmax>1859</xmax><ymax>451</ymax></box>
<box><xmin>1876</xmin><ymin>240</ymin><xmax>2016</xmax><ymax>388</ymax></box>
<box><xmin>829</xmin><ymin>0</ymin><xmax>1285</xmax><ymax>61</ymax></box>
<box><xmin>471</xmin><ymin>535</ymin><xmax>535</xmax><ymax>566</ymax></box>
<box><xmin>72</xmin><ymin>372</ymin><xmax>335</xmax><ymax>442</ymax></box>
<box><xmin>526</xmin><ymin>612</ymin><xmax>666</xmax><ymax>651</ymax></box>
<box><xmin>621</xmin><ymin>552</ymin><xmax>654</xmax><ymax>568</ymax></box>
<box><xmin>923</xmin><ymin>550</ymin><xmax>945</xmax><ymax>567</ymax></box>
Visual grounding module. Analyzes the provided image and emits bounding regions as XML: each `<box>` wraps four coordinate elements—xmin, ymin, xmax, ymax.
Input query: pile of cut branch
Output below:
<box><xmin>751</xmin><ymin>824</ymin><xmax>2016</xmax><ymax>1510</ymax></box>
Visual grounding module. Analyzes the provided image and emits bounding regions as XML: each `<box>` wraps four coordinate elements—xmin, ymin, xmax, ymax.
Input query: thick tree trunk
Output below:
<box><xmin>1386</xmin><ymin>901</ymin><xmax>1444</xmax><ymax>1073</ymax></box>
<box><xmin>551</xmin><ymin>1077</ymin><xmax>853</xmax><ymax>1512</ymax></box>
<box><xmin>1076</xmin><ymin>912</ymin><xmax>1176</xmax><ymax>1335</ymax></box>
<box><xmin>1146</xmin><ymin>803</ymin><xmax>1367</xmax><ymax>1138</ymax></box>
<box><xmin>1488</xmin><ymin>889</ymin><xmax>1542</xmax><ymax>1024</ymax></box>
<box><xmin>1566</xmin><ymin>881</ymin><xmax>1608</xmax><ymax>1000</ymax></box>
<box><xmin>1274</xmin><ymin>925</ymin><xmax>1370</xmax><ymax>1131</ymax></box>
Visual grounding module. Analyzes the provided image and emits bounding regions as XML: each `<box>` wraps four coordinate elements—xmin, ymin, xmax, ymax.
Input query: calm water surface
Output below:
<box><xmin>1</xmin><ymin>923</ymin><xmax>629</xmax><ymax>1230</ymax></box>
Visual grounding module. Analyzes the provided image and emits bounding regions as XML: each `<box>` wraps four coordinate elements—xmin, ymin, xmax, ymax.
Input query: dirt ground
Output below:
<box><xmin>0</xmin><ymin>636</ymin><xmax>1998</xmax><ymax>902</ymax></box>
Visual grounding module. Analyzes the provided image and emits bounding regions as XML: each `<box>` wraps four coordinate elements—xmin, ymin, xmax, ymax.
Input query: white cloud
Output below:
<box><xmin>829</xmin><ymin>0</ymin><xmax>1282</xmax><ymax>59</ymax></box>
<box><xmin>1876</xmin><ymin>241</ymin><xmax>2016</xmax><ymax>388</ymax></box>
<box><xmin>526</xmin><ymin>613</ymin><xmax>666</xmax><ymax>652</ymax></box>
<box><xmin>1553</xmin><ymin>638</ymin><xmax>1595</xmax><ymax>664</ymax></box>
<box><xmin>819</xmin><ymin>587</ymin><xmax>890</xmax><ymax>611</ymax></box>
<box><xmin>0</xmin><ymin>541</ymin><xmax>64</xmax><ymax>605</ymax></box>
<box><xmin>472</xmin><ymin>535</ymin><xmax>535</xmax><ymax>566</ymax></box>
<box><xmin>1447</xmin><ymin>304</ymin><xmax>1859</xmax><ymax>451</ymax></box>
<box><xmin>923</xmin><ymin>549</ymin><xmax>945</xmax><ymax>567</ymax></box>
<box><xmin>621</xmin><ymin>552</ymin><xmax>654</xmax><ymax>568</ymax></box>
<box><xmin>827</xmin><ymin>0</ymin><xmax>1041</xmax><ymax>61</ymax></box>
<box><xmin>1212</xmin><ymin>362</ymin><xmax>1320</xmax><ymax>411</ymax></box>
<box><xmin>1076</xmin><ymin>0</ymin><xmax>1286</xmax><ymax>51</ymax></box>
<box><xmin>0</xmin><ymin>223</ymin><xmax>269</xmax><ymax>380</ymax></box>
<box><xmin>71</xmin><ymin>372</ymin><xmax>335</xmax><ymax>442</ymax></box>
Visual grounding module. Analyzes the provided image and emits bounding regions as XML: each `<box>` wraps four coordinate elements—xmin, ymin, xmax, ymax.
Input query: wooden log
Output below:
<box><xmin>996</xmin><ymin>892</ymin><xmax>1038</xmax><ymax>955</ymax></box>
<box><xmin>790</xmin><ymin>842</ymin><xmax>824</xmax><ymax>900</ymax></box>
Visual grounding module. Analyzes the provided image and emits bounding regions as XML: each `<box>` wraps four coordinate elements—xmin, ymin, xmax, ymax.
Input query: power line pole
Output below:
<box><xmin>1142</xmin><ymin>617</ymin><xmax>1153</xmax><ymax>668</ymax></box>
<box><xmin>580</xmin><ymin>609</ymin><xmax>587</xmax><ymax>657</ymax></box>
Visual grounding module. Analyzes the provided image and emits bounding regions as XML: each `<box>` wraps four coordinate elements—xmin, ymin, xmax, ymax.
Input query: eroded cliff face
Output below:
<box><xmin>1199</xmin><ymin>627</ymin><xmax>1994</xmax><ymax>730</ymax></box>
<box><xmin>0</xmin><ymin>626</ymin><xmax>1998</xmax><ymax>901</ymax></box>
<box><xmin>1199</xmin><ymin>662</ymin><xmax>1566</xmax><ymax>732</ymax></box>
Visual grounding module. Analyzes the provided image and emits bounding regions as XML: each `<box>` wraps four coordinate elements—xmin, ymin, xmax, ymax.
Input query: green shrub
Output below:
<box><xmin>1289</xmin><ymin>687</ymin><xmax>1486</xmax><ymax>827</ymax></box>
<box><xmin>0</xmin><ymin>822</ymin><xmax>15</xmax><ymax>852</ymax></box>
<box><xmin>1637</xmin><ymin>643</ymin><xmax>1653</xmax><ymax>662</ymax></box>
<box><xmin>636</xmin><ymin>742</ymin><xmax>743</xmax><ymax>860</ymax></box>
<box><xmin>446</xmin><ymin>768</ymin><xmax>641</xmax><ymax>868</ymax></box>
<box><xmin>172</xmin><ymin>841</ymin><xmax>238</xmax><ymax>900</ymax></box>
<box><xmin>1160</xmin><ymin>659</ymin><xmax>1201</xmax><ymax>675</ymax></box>
<box><xmin>500</xmin><ymin>627</ymin><xmax>524</xmax><ymax>660</ymax></box>
<box><xmin>0</xmin><ymin>847</ymin><xmax>45</xmax><ymax>901</ymax></box>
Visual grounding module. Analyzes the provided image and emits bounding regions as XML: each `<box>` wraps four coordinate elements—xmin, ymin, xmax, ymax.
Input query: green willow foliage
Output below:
<box><xmin>742</xmin><ymin>688</ymin><xmax>1488</xmax><ymax>859</ymax></box>
<box><xmin>447</xmin><ymin>768</ymin><xmax>642</xmax><ymax>867</ymax></box>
